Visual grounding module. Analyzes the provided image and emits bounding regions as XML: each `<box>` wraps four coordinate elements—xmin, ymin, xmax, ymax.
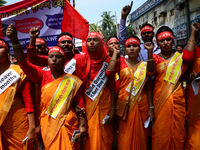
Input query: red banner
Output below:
<box><xmin>61</xmin><ymin>0</ymin><xmax>89</xmax><ymax>40</ymax></box>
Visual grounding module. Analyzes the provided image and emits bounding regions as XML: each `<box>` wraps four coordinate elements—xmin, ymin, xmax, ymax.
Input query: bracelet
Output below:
<box><xmin>188</xmin><ymin>73</ymin><xmax>194</xmax><ymax>81</ymax></box>
<box><xmin>11</xmin><ymin>43</ymin><xmax>22</xmax><ymax>48</ymax></box>
<box><xmin>80</xmin><ymin>124</ymin><xmax>86</xmax><ymax>127</ymax></box>
<box><xmin>147</xmin><ymin>59</ymin><xmax>154</xmax><ymax>62</ymax></box>
<box><xmin>188</xmin><ymin>40</ymin><xmax>196</xmax><ymax>44</ymax></box>
<box><xmin>110</xmin><ymin>107</ymin><xmax>118</xmax><ymax>110</ymax></box>
<box><xmin>149</xmin><ymin>106</ymin><xmax>154</xmax><ymax>109</ymax></box>
<box><xmin>110</xmin><ymin>59</ymin><xmax>116</xmax><ymax>63</ymax></box>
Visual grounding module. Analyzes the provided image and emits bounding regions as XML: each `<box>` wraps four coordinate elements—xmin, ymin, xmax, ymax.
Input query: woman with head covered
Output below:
<box><xmin>76</xmin><ymin>32</ymin><xmax>116</xmax><ymax>150</ymax></box>
<box><xmin>6</xmin><ymin>24</ymin><xmax>87</xmax><ymax>150</ymax></box>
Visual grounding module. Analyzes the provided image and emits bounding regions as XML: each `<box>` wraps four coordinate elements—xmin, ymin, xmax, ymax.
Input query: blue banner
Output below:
<box><xmin>130</xmin><ymin>0</ymin><xmax>163</xmax><ymax>22</ymax></box>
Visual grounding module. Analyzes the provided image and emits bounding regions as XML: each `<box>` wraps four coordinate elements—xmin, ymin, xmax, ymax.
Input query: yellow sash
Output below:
<box><xmin>164</xmin><ymin>52</ymin><xmax>183</xmax><ymax>83</ymax></box>
<box><xmin>41</xmin><ymin>73</ymin><xmax>82</xmax><ymax>147</ymax></box>
<box><xmin>0</xmin><ymin>65</ymin><xmax>25</xmax><ymax>126</ymax></box>
<box><xmin>126</xmin><ymin>62</ymin><xmax>146</xmax><ymax>96</ymax></box>
<box><xmin>46</xmin><ymin>75</ymin><xmax>75</xmax><ymax>119</ymax></box>
<box><xmin>119</xmin><ymin>62</ymin><xmax>148</xmax><ymax>114</ymax></box>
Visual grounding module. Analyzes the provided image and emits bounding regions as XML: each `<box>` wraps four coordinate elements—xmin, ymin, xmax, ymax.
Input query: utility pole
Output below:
<box><xmin>185</xmin><ymin>0</ymin><xmax>191</xmax><ymax>40</ymax></box>
<box><xmin>115</xmin><ymin>12</ymin><xmax>118</xmax><ymax>37</ymax></box>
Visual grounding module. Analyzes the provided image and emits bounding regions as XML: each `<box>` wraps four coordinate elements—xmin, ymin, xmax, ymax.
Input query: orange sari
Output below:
<box><xmin>185</xmin><ymin>58</ymin><xmax>200</xmax><ymax>150</ymax></box>
<box><xmin>117</xmin><ymin>62</ymin><xmax>149</xmax><ymax>150</ymax></box>
<box><xmin>39</xmin><ymin>73</ymin><xmax>82</xmax><ymax>150</ymax></box>
<box><xmin>152</xmin><ymin>60</ymin><xmax>187</xmax><ymax>150</ymax></box>
<box><xmin>83</xmin><ymin>81</ymin><xmax>113</xmax><ymax>150</ymax></box>
<box><xmin>0</xmin><ymin>65</ymin><xmax>32</xmax><ymax>150</ymax></box>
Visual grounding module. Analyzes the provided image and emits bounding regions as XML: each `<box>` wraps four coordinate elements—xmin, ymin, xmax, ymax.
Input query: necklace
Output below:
<box><xmin>159</xmin><ymin>53</ymin><xmax>172</xmax><ymax>59</ymax></box>
<box><xmin>126</xmin><ymin>59</ymin><xmax>138</xmax><ymax>66</ymax></box>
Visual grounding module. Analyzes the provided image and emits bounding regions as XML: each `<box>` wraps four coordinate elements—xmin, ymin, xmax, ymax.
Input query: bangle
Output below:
<box><xmin>188</xmin><ymin>73</ymin><xmax>194</xmax><ymax>81</ymax></box>
<box><xmin>110</xmin><ymin>59</ymin><xmax>116</xmax><ymax>63</ymax></box>
<box><xmin>149</xmin><ymin>106</ymin><xmax>154</xmax><ymax>109</ymax></box>
<box><xmin>110</xmin><ymin>107</ymin><xmax>118</xmax><ymax>110</ymax></box>
<box><xmin>80</xmin><ymin>124</ymin><xmax>86</xmax><ymax>127</ymax></box>
<box><xmin>188</xmin><ymin>40</ymin><xmax>196</xmax><ymax>44</ymax></box>
<box><xmin>147</xmin><ymin>59</ymin><xmax>154</xmax><ymax>62</ymax></box>
<box><xmin>11</xmin><ymin>43</ymin><xmax>22</xmax><ymax>48</ymax></box>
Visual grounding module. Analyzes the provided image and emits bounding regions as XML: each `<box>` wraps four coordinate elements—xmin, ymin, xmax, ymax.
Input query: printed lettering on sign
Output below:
<box><xmin>46</xmin><ymin>76</ymin><xmax>75</xmax><ymax>119</ymax></box>
<box><xmin>85</xmin><ymin>62</ymin><xmax>108</xmax><ymax>101</ymax></box>
<box><xmin>0</xmin><ymin>69</ymin><xmax>20</xmax><ymax>94</ymax></box>
<box><xmin>164</xmin><ymin>52</ymin><xmax>183</xmax><ymax>83</ymax></box>
<box><xmin>64</xmin><ymin>58</ymin><xmax>76</xmax><ymax>74</ymax></box>
<box><xmin>126</xmin><ymin>62</ymin><xmax>146</xmax><ymax>96</ymax></box>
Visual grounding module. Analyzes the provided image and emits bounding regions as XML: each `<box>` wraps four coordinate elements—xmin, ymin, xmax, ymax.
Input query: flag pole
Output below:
<box><xmin>73</xmin><ymin>0</ymin><xmax>75</xmax><ymax>53</ymax></box>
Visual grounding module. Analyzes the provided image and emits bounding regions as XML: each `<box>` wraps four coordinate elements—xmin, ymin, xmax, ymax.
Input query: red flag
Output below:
<box><xmin>0</xmin><ymin>15</ymin><xmax>3</xmax><ymax>38</ymax></box>
<box><xmin>62</xmin><ymin>0</ymin><xmax>89</xmax><ymax>40</ymax></box>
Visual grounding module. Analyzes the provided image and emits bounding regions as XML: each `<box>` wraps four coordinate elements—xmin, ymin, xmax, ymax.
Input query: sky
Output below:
<box><xmin>5</xmin><ymin>0</ymin><xmax>147</xmax><ymax>25</ymax></box>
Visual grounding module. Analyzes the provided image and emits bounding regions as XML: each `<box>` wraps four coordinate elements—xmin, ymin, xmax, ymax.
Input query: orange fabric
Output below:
<box><xmin>83</xmin><ymin>81</ymin><xmax>113</xmax><ymax>150</ymax></box>
<box><xmin>185</xmin><ymin>58</ymin><xmax>200</xmax><ymax>150</ymax></box>
<box><xmin>40</xmin><ymin>73</ymin><xmax>82</xmax><ymax>150</ymax></box>
<box><xmin>117</xmin><ymin>64</ymin><xmax>149</xmax><ymax>150</ymax></box>
<box><xmin>0</xmin><ymin>65</ymin><xmax>34</xmax><ymax>150</ymax></box>
<box><xmin>152</xmin><ymin>60</ymin><xmax>187</xmax><ymax>150</ymax></box>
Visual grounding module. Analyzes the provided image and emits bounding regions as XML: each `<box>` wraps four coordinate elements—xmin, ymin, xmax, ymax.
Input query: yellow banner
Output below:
<box><xmin>164</xmin><ymin>52</ymin><xmax>183</xmax><ymax>83</ymax></box>
<box><xmin>46</xmin><ymin>76</ymin><xmax>75</xmax><ymax>119</ymax></box>
<box><xmin>127</xmin><ymin>62</ymin><xmax>146</xmax><ymax>96</ymax></box>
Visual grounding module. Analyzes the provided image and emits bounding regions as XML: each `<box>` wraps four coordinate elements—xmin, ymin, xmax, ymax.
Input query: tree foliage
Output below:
<box><xmin>90</xmin><ymin>11</ymin><xmax>133</xmax><ymax>41</ymax></box>
<box><xmin>0</xmin><ymin>0</ymin><xmax>6</xmax><ymax>6</ymax></box>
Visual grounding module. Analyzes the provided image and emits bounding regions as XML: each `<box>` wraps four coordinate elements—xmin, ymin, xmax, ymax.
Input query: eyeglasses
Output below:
<box><xmin>36</xmin><ymin>45</ymin><xmax>43</xmax><ymax>49</ymax></box>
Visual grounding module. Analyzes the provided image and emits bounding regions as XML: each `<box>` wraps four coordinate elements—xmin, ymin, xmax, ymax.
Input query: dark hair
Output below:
<box><xmin>106</xmin><ymin>35</ymin><xmax>118</xmax><ymax>43</ymax></box>
<box><xmin>156</xmin><ymin>26</ymin><xmax>174</xmax><ymax>37</ymax></box>
<box><xmin>176</xmin><ymin>44</ymin><xmax>184</xmax><ymax>49</ymax></box>
<box><xmin>0</xmin><ymin>38</ymin><xmax>10</xmax><ymax>52</ymax></box>
<box><xmin>156</xmin><ymin>26</ymin><xmax>174</xmax><ymax>44</ymax></box>
<box><xmin>140</xmin><ymin>23</ymin><xmax>154</xmax><ymax>30</ymax></box>
<box><xmin>57</xmin><ymin>32</ymin><xmax>73</xmax><ymax>42</ymax></box>
<box><xmin>125</xmin><ymin>35</ymin><xmax>141</xmax><ymax>44</ymax></box>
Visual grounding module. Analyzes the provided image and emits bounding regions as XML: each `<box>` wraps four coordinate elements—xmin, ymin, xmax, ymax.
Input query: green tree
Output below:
<box><xmin>126</xmin><ymin>23</ymin><xmax>133</xmax><ymax>37</ymax></box>
<box><xmin>0</xmin><ymin>0</ymin><xmax>6</xmax><ymax>6</ymax></box>
<box><xmin>100</xmin><ymin>11</ymin><xmax>117</xmax><ymax>39</ymax></box>
<box><xmin>100</xmin><ymin>11</ymin><xmax>115</xmax><ymax>30</ymax></box>
<box><xmin>89</xmin><ymin>22</ymin><xmax>102</xmax><ymax>33</ymax></box>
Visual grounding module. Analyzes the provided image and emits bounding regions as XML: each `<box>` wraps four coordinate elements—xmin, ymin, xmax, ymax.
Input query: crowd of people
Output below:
<box><xmin>0</xmin><ymin>1</ymin><xmax>200</xmax><ymax>150</ymax></box>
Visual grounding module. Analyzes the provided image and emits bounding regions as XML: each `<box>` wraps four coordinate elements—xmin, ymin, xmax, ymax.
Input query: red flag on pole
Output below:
<box><xmin>61</xmin><ymin>0</ymin><xmax>89</xmax><ymax>40</ymax></box>
<box><xmin>0</xmin><ymin>15</ymin><xmax>3</xmax><ymax>38</ymax></box>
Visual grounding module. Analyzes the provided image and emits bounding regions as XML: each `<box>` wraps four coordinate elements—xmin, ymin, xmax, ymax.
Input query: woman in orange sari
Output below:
<box><xmin>182</xmin><ymin>22</ymin><xmax>200</xmax><ymax>150</ymax></box>
<box><xmin>149</xmin><ymin>26</ymin><xmax>188</xmax><ymax>150</ymax></box>
<box><xmin>76</xmin><ymin>32</ymin><xmax>116</xmax><ymax>150</ymax></box>
<box><xmin>106</xmin><ymin>35</ymin><xmax>155</xmax><ymax>150</ymax></box>
<box><xmin>0</xmin><ymin>37</ymin><xmax>36</xmax><ymax>149</ymax></box>
<box><xmin>6</xmin><ymin>24</ymin><xmax>87</xmax><ymax>150</ymax></box>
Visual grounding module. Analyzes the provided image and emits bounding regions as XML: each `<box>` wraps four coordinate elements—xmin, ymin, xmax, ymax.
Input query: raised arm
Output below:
<box><xmin>185</xmin><ymin>22</ymin><xmax>199</xmax><ymax>52</ymax></box>
<box><xmin>118</xmin><ymin>1</ymin><xmax>133</xmax><ymax>46</ymax></box>
<box><xmin>6</xmin><ymin>24</ymin><xmax>42</xmax><ymax>83</ymax></box>
<box><xmin>106</xmin><ymin>47</ymin><xmax>120</xmax><ymax>76</ymax></box>
<box><xmin>145</xmin><ymin>42</ymin><xmax>155</xmax><ymax>75</ymax></box>
<box><xmin>27</xmin><ymin>28</ymin><xmax>48</xmax><ymax>67</ymax></box>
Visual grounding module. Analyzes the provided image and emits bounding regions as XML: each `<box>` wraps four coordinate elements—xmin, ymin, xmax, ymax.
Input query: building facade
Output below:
<box><xmin>129</xmin><ymin>0</ymin><xmax>200</xmax><ymax>46</ymax></box>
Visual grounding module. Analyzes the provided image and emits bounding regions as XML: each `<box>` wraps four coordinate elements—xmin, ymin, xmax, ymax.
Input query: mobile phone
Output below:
<box><xmin>71</xmin><ymin>130</ymin><xmax>80</xmax><ymax>143</ymax></box>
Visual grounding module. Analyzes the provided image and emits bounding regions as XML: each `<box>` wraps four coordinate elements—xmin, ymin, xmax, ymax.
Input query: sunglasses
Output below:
<box><xmin>36</xmin><ymin>45</ymin><xmax>43</xmax><ymax>49</ymax></box>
